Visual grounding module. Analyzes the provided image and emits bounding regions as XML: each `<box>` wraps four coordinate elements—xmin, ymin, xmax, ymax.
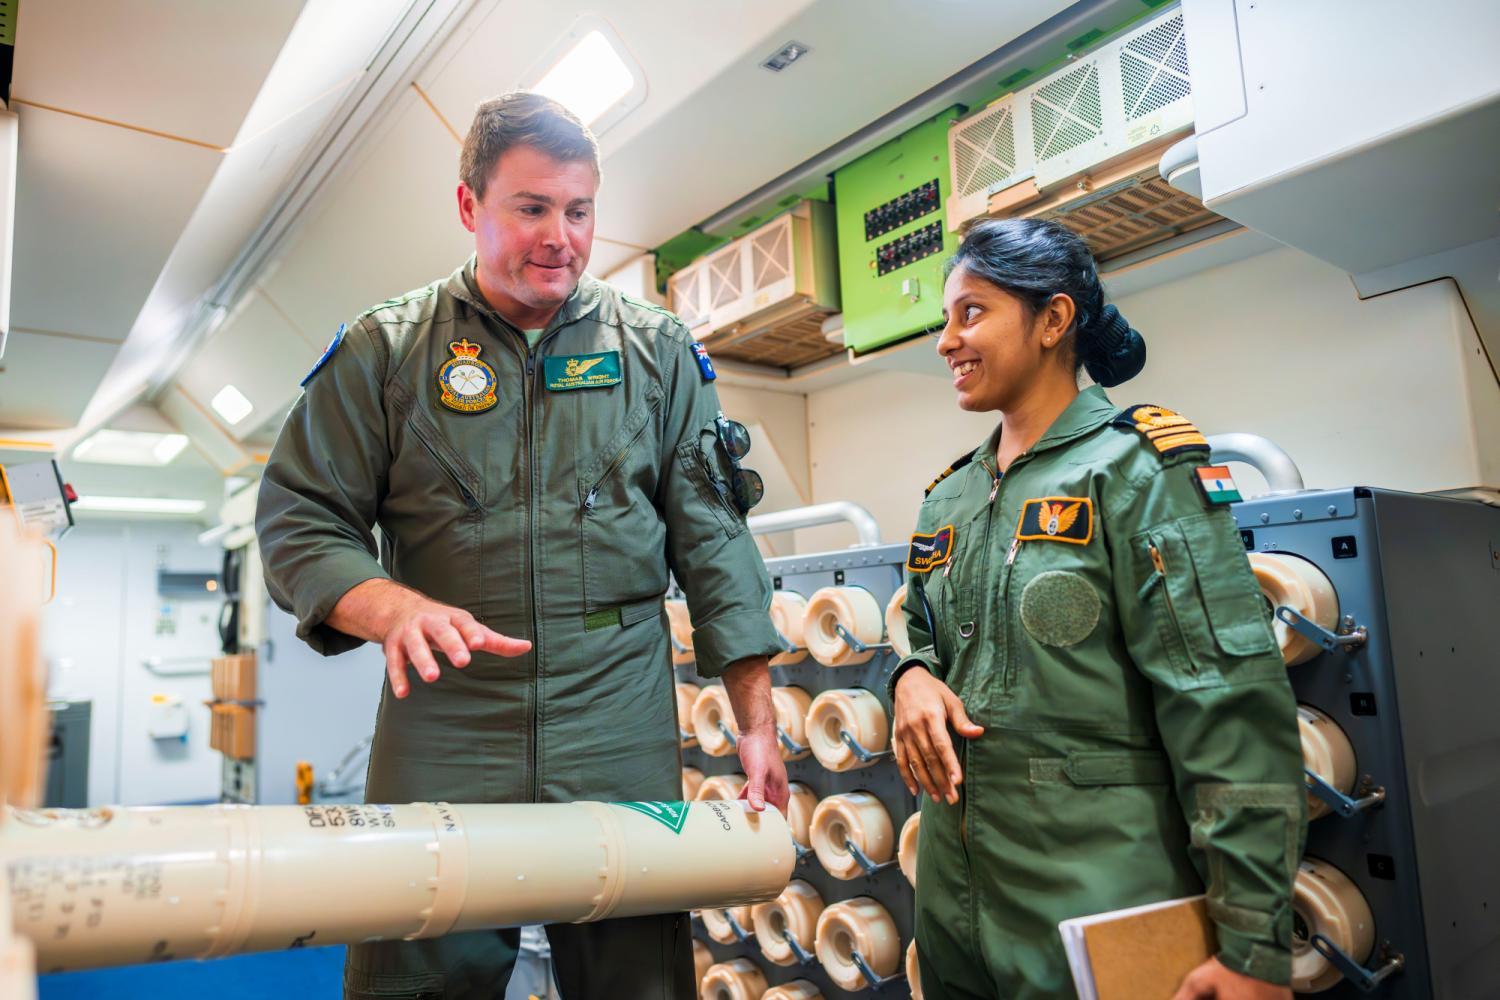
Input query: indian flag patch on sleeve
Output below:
<box><xmin>1195</xmin><ymin>465</ymin><xmax>1242</xmax><ymax>504</ymax></box>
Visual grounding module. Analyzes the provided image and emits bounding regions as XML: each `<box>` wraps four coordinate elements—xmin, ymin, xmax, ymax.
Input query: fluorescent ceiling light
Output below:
<box><xmin>70</xmin><ymin>495</ymin><xmax>207</xmax><ymax>515</ymax></box>
<box><xmin>532</xmin><ymin>30</ymin><xmax>635</xmax><ymax>126</ymax></box>
<box><xmin>72</xmin><ymin>430</ymin><xmax>189</xmax><ymax>466</ymax></box>
<box><xmin>211</xmin><ymin>384</ymin><xmax>254</xmax><ymax>425</ymax></box>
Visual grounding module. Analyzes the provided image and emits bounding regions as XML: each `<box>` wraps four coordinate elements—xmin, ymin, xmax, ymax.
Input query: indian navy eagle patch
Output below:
<box><xmin>1016</xmin><ymin>497</ymin><xmax>1094</xmax><ymax>545</ymax></box>
<box><xmin>906</xmin><ymin>525</ymin><xmax>955</xmax><ymax>573</ymax></box>
<box><xmin>1113</xmin><ymin>404</ymin><xmax>1209</xmax><ymax>457</ymax></box>
<box><xmin>544</xmin><ymin>351</ymin><xmax>622</xmax><ymax>391</ymax></box>
<box><xmin>436</xmin><ymin>339</ymin><xmax>498</xmax><ymax>413</ymax></box>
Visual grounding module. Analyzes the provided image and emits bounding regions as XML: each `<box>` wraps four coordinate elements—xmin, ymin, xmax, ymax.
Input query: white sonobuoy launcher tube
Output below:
<box><xmin>2</xmin><ymin>798</ymin><xmax>793</xmax><ymax>974</ymax></box>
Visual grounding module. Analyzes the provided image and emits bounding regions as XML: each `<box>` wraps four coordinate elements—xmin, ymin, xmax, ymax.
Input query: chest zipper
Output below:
<box><xmin>582</xmin><ymin>407</ymin><xmax>656</xmax><ymax>511</ymax></box>
<box><xmin>415</xmin><ymin>433</ymin><xmax>479</xmax><ymax>512</ymax></box>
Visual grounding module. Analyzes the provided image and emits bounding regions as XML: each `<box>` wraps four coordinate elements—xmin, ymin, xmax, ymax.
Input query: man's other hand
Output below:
<box><xmin>1171</xmin><ymin>958</ymin><xmax>1292</xmax><ymax>1000</ymax></box>
<box><xmin>735</xmin><ymin>728</ymin><xmax>790</xmax><ymax>814</ymax></box>
<box><xmin>719</xmin><ymin>654</ymin><xmax>788</xmax><ymax>814</ymax></box>
<box><xmin>328</xmin><ymin>579</ymin><xmax>531</xmax><ymax>698</ymax></box>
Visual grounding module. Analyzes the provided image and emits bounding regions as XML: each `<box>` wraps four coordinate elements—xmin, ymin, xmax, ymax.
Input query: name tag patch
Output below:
<box><xmin>1016</xmin><ymin>497</ymin><xmax>1093</xmax><ymax>545</ymax></box>
<box><xmin>545</xmin><ymin>351</ymin><xmax>622</xmax><ymax>391</ymax></box>
<box><xmin>906</xmin><ymin>525</ymin><xmax>955</xmax><ymax>573</ymax></box>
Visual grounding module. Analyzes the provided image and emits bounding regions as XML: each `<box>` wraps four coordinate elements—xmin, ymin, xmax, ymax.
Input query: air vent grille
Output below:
<box><xmin>1031</xmin><ymin>62</ymin><xmax>1102</xmax><ymax>162</ymax></box>
<box><xmin>953</xmin><ymin>105</ymin><xmax>1017</xmax><ymax>199</ymax></box>
<box><xmin>671</xmin><ymin>267</ymin><xmax>706</xmax><ymax>329</ymax></box>
<box><xmin>1121</xmin><ymin>12</ymin><xmax>1190</xmax><ymax>120</ymax></box>
<box><xmin>750</xmin><ymin>222</ymin><xmax>791</xmax><ymax>291</ymax></box>
<box><xmin>706</xmin><ymin>252</ymin><xmax>742</xmax><ymax>311</ymax></box>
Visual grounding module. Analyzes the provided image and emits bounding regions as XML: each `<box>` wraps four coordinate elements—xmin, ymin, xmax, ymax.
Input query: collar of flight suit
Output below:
<box><xmin>445</xmin><ymin>254</ymin><xmax>605</xmax><ymax>339</ymax></box>
<box><xmin>968</xmin><ymin>384</ymin><xmax>1118</xmax><ymax>470</ymax></box>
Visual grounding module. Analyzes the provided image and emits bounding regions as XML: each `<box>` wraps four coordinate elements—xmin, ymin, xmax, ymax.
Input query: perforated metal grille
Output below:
<box><xmin>1035</xmin><ymin>173</ymin><xmax>1217</xmax><ymax>261</ymax></box>
<box><xmin>706</xmin><ymin>253</ymin><xmax>742</xmax><ymax>311</ymax></box>
<box><xmin>669</xmin><ymin>267</ymin><xmax>706</xmax><ymax>329</ymax></box>
<box><xmin>953</xmin><ymin>104</ymin><xmax>1017</xmax><ymax>198</ymax></box>
<box><xmin>707</xmin><ymin>311</ymin><xmax>843</xmax><ymax>369</ymax></box>
<box><xmin>750</xmin><ymin>222</ymin><xmax>791</xmax><ymax>291</ymax></box>
<box><xmin>1031</xmin><ymin>62</ymin><xmax>1102</xmax><ymax>162</ymax></box>
<box><xmin>1120</xmin><ymin>13</ymin><xmax>1190</xmax><ymax>120</ymax></box>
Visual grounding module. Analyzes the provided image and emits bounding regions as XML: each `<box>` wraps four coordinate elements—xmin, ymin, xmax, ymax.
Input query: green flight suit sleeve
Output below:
<box><xmin>657</xmin><ymin>335</ymin><xmax>780</xmax><ymax>678</ymax></box>
<box><xmin>255</xmin><ymin>318</ymin><xmax>392</xmax><ymax>656</ymax></box>
<box><xmin>888</xmin><ymin>501</ymin><xmax>945</xmax><ymax>702</ymax></box>
<box><xmin>1105</xmin><ymin>453</ymin><xmax>1307</xmax><ymax>986</ymax></box>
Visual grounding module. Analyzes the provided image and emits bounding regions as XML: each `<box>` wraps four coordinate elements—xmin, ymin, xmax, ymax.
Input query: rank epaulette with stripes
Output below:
<box><xmin>924</xmin><ymin>452</ymin><xmax>974</xmax><ymax>496</ymax></box>
<box><xmin>1112</xmin><ymin>404</ymin><xmax>1210</xmax><ymax>458</ymax></box>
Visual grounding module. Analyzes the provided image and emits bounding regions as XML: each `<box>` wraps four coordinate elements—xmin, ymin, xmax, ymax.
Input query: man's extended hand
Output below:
<box><xmin>1171</xmin><ymin>958</ymin><xmax>1292</xmax><ymax>1000</ymax></box>
<box><xmin>719</xmin><ymin>655</ymin><xmax>790</xmax><ymax>814</ymax></box>
<box><xmin>328</xmin><ymin>579</ymin><xmax>531</xmax><ymax>698</ymax></box>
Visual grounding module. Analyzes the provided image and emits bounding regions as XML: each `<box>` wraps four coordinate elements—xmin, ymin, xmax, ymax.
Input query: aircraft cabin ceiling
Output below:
<box><xmin>0</xmin><ymin>0</ymin><xmax>1091</xmax><ymax>495</ymax></box>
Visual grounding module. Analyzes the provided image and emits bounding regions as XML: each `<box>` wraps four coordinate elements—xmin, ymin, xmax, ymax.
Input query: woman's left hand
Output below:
<box><xmin>1171</xmin><ymin>958</ymin><xmax>1291</xmax><ymax>1000</ymax></box>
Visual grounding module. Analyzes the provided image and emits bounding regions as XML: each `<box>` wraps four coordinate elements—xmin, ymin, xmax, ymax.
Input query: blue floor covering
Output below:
<box><xmin>38</xmin><ymin>944</ymin><xmax>345</xmax><ymax>999</ymax></box>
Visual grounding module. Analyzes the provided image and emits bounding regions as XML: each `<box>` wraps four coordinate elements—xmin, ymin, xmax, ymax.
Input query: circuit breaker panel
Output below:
<box><xmin>834</xmin><ymin>110</ymin><xmax>963</xmax><ymax>357</ymax></box>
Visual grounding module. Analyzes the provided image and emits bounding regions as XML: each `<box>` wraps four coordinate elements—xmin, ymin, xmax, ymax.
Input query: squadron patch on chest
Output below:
<box><xmin>436</xmin><ymin>339</ymin><xmax>498</xmax><ymax>413</ymax></box>
<box><xmin>906</xmin><ymin>525</ymin><xmax>955</xmax><ymax>573</ymax></box>
<box><xmin>544</xmin><ymin>351</ymin><xmax>622</xmax><ymax>391</ymax></box>
<box><xmin>1113</xmin><ymin>404</ymin><xmax>1210</xmax><ymax>457</ymax></box>
<box><xmin>1016</xmin><ymin>497</ymin><xmax>1094</xmax><ymax>545</ymax></box>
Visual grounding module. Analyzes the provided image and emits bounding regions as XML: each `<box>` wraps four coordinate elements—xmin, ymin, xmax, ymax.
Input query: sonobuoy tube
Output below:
<box><xmin>2</xmin><ymin>800</ymin><xmax>793</xmax><ymax>973</ymax></box>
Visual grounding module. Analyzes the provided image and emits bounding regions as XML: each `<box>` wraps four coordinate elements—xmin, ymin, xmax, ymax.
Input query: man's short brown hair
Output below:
<box><xmin>459</xmin><ymin>92</ymin><xmax>600</xmax><ymax>201</ymax></box>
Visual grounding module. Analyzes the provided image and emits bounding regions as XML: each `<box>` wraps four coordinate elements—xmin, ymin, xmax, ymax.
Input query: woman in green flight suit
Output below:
<box><xmin>890</xmin><ymin>219</ymin><xmax>1306</xmax><ymax>1000</ymax></box>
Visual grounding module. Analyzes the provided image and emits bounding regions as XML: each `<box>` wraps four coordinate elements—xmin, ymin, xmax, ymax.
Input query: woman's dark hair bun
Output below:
<box><xmin>1081</xmin><ymin>304</ymin><xmax>1146</xmax><ymax>388</ymax></box>
<box><xmin>947</xmin><ymin>218</ymin><xmax>1147</xmax><ymax>387</ymax></box>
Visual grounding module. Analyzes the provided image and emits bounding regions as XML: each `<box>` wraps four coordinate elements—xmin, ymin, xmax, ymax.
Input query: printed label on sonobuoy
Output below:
<box><xmin>618</xmin><ymin>801</ymin><xmax>691</xmax><ymax>834</ymax></box>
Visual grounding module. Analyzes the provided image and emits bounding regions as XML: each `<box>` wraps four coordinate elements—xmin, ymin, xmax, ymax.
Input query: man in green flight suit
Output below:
<box><xmin>255</xmin><ymin>92</ymin><xmax>788</xmax><ymax>1000</ymax></box>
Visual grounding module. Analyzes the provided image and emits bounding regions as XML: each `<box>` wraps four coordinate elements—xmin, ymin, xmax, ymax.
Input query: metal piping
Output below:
<box><xmin>1207</xmin><ymin>433</ymin><xmax>1305</xmax><ymax>495</ymax></box>
<box><xmin>749</xmin><ymin>502</ymin><xmax>881</xmax><ymax>547</ymax></box>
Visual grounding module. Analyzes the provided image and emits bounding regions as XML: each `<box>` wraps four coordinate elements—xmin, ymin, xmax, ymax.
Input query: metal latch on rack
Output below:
<box><xmin>844</xmin><ymin>838</ymin><xmax>899</xmax><ymax>877</ymax></box>
<box><xmin>1311</xmin><ymin>936</ymin><xmax>1404</xmax><ymax>992</ymax></box>
<box><xmin>850</xmin><ymin>950</ymin><xmax>907</xmax><ymax>991</ymax></box>
<box><xmin>1276</xmin><ymin>607</ymin><xmax>1368</xmax><ymax>654</ymax></box>
<box><xmin>833</xmin><ymin>622</ymin><xmax>892</xmax><ymax>655</ymax></box>
<box><xmin>782</xmin><ymin>928</ymin><xmax>818</xmax><ymax>966</ymax></box>
<box><xmin>778</xmin><ymin>728</ymin><xmax>810</xmax><ymax>757</ymax></box>
<box><xmin>723</xmin><ymin>908</ymin><xmax>755</xmax><ymax>944</ymax></box>
<box><xmin>1305</xmin><ymin>769</ymin><xmax>1386</xmax><ymax>818</ymax></box>
<box><xmin>840</xmin><ymin>728</ymin><xmax>893</xmax><ymax>764</ymax></box>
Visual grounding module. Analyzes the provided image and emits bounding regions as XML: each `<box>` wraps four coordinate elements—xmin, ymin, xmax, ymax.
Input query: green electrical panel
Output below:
<box><xmin>834</xmin><ymin>107</ymin><xmax>962</xmax><ymax>355</ymax></box>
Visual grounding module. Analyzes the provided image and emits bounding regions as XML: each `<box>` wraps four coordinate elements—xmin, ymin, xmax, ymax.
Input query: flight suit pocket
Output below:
<box><xmin>1143</xmin><ymin>516</ymin><xmax>1277</xmax><ymax>686</ymax></box>
<box><xmin>675</xmin><ymin>419</ymin><xmax>747</xmax><ymax>538</ymax></box>
<box><xmin>580</xmin><ymin>387</ymin><xmax>667</xmax><ymax>612</ymax></box>
<box><xmin>1179</xmin><ymin>515</ymin><xmax>1278</xmax><ymax>657</ymax></box>
<box><xmin>405</xmin><ymin>409</ymin><xmax>484</xmax><ymax>512</ymax></box>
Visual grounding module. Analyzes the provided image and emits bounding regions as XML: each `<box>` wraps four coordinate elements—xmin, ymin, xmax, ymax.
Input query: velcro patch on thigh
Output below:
<box><xmin>1020</xmin><ymin>571</ymin><xmax>1102</xmax><ymax>647</ymax></box>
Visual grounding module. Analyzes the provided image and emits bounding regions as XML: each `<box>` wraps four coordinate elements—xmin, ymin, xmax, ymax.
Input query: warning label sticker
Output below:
<box><xmin>617</xmin><ymin>800</ymin><xmax>691</xmax><ymax>834</ymax></box>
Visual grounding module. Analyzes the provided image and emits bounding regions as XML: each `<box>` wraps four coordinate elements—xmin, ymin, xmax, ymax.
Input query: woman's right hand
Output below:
<box><xmin>892</xmin><ymin>667</ymin><xmax>985</xmax><ymax>803</ymax></box>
